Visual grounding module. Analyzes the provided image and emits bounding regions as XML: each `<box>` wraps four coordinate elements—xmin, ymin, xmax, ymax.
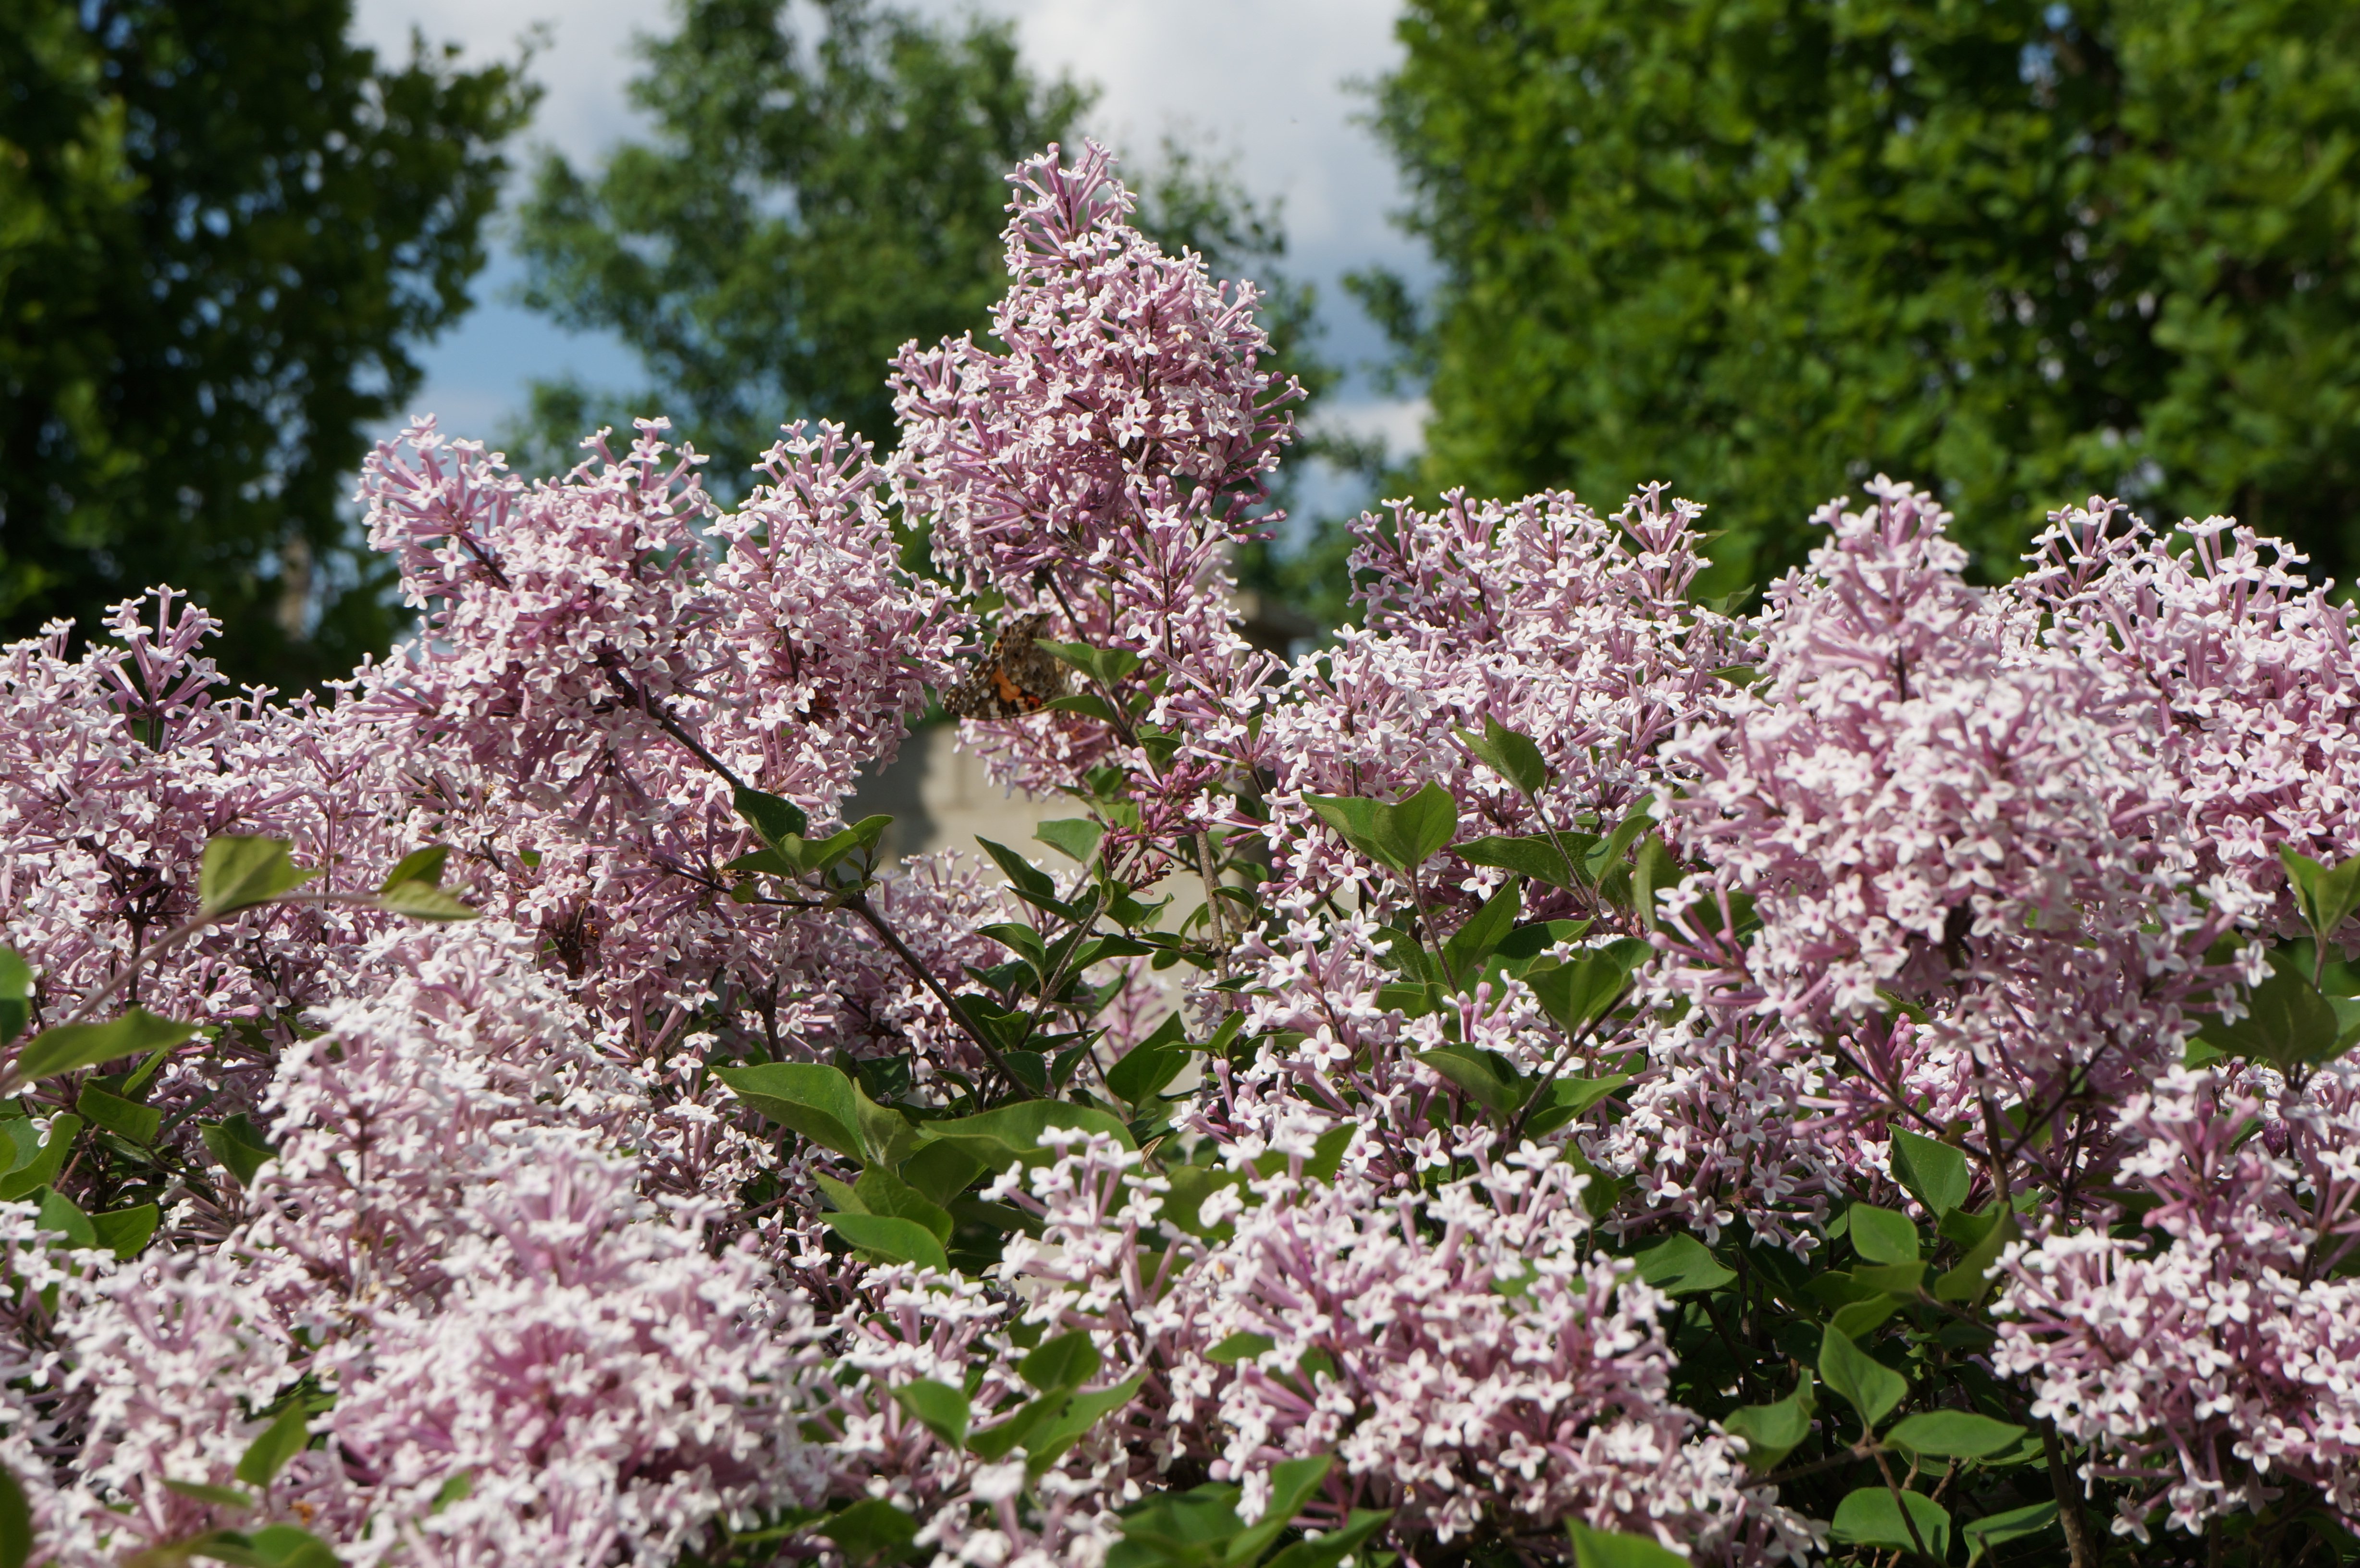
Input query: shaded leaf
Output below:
<box><xmin>890</xmin><ymin>1380</ymin><xmax>971</xmax><ymax>1449</ymax></box>
<box><xmin>1888</xmin><ymin>1129</ymin><xmax>1971</xmax><ymax>1217</ymax></box>
<box><xmin>1964</xmin><ymin>1500</ymin><xmax>2059</xmax><ymax>1564</ymax></box>
<box><xmin>820</xmin><ymin>1498</ymin><xmax>917</xmax><ymax>1564</ymax></box>
<box><xmin>1819</xmin><ymin>1325</ymin><xmax>1907</xmax><ymax>1433</ymax></box>
<box><xmin>1830</xmin><ymin>1487</ymin><xmax>1950</xmax><ymax>1557</ymax></box>
<box><xmin>1887</xmin><ymin>1409</ymin><xmax>2027</xmax><ymax>1459</ymax></box>
<box><xmin>1458</xmin><ymin>715</ymin><xmax>1550</xmax><ymax>796</ymax></box>
<box><xmin>200</xmin><ymin>1114</ymin><xmax>276</xmax><ymax>1187</ymax></box>
<box><xmin>0</xmin><ymin>950</ymin><xmax>30</xmax><ymax>1049</ymax></box>
<box><xmin>1726</xmin><ymin>1384</ymin><xmax>1816</xmax><ymax>1471</ymax></box>
<box><xmin>1020</xmin><ymin>1332</ymin><xmax>1102</xmax><ymax>1393</ymax></box>
<box><xmin>1567</xmin><ymin>1522</ymin><xmax>1691</xmax><ymax>1568</ymax></box>
<box><xmin>235</xmin><ymin>1404</ymin><xmax>310</xmax><ymax>1488</ymax></box>
<box><xmin>1457</xmin><ymin>834</ymin><xmax>1577</xmax><ymax>890</ymax></box>
<box><xmin>1848</xmin><ymin>1204</ymin><xmax>1919</xmax><ymax>1266</ymax></box>
<box><xmin>1440</xmin><ymin>877</ymin><xmax>1522</xmax><ymax>979</ymax></box>
<box><xmin>1635</xmin><ymin>1233</ymin><xmax>1735</xmax><ymax>1296</ymax></box>
<box><xmin>77</xmin><ymin>1082</ymin><xmax>160</xmax><ymax>1146</ymax></box>
<box><xmin>91</xmin><ymin>1202</ymin><xmax>160</xmax><ymax>1260</ymax></box>
<box><xmin>733</xmin><ymin>786</ymin><xmax>808</xmax><ymax>848</ymax></box>
<box><xmin>0</xmin><ymin>1115</ymin><xmax>81</xmax><ymax>1202</ymax></box>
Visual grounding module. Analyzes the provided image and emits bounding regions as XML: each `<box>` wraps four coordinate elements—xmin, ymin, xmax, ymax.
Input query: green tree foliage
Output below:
<box><xmin>1361</xmin><ymin>0</ymin><xmax>2360</xmax><ymax>588</ymax></box>
<box><xmin>512</xmin><ymin>0</ymin><xmax>1096</xmax><ymax>479</ymax></box>
<box><xmin>0</xmin><ymin>0</ymin><xmax>535</xmax><ymax>687</ymax></box>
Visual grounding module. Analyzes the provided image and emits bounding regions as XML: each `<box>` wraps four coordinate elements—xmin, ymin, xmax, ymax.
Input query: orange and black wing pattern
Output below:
<box><xmin>943</xmin><ymin>612</ymin><xmax>1069</xmax><ymax>720</ymax></box>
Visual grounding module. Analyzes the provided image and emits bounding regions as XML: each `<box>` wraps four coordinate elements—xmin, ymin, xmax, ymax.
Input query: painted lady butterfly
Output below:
<box><xmin>943</xmin><ymin>611</ymin><xmax>1070</xmax><ymax>720</ymax></box>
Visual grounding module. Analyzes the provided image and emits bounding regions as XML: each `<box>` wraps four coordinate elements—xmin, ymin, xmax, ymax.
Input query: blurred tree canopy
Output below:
<box><xmin>0</xmin><ymin>0</ymin><xmax>535</xmax><ymax>687</ymax></box>
<box><xmin>1359</xmin><ymin>0</ymin><xmax>2360</xmax><ymax>591</ymax></box>
<box><xmin>512</xmin><ymin>0</ymin><xmax>1345</xmax><ymax>625</ymax></box>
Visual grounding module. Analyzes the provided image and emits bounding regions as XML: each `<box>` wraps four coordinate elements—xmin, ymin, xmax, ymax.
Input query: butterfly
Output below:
<box><xmin>943</xmin><ymin>611</ymin><xmax>1070</xmax><ymax>720</ymax></box>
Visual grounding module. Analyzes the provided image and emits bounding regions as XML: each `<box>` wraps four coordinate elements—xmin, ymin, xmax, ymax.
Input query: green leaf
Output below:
<box><xmin>1458</xmin><ymin>716</ymin><xmax>1551</xmax><ymax>797</ymax></box>
<box><xmin>1036</xmin><ymin>818</ymin><xmax>1106</xmax><ymax>865</ymax></box>
<box><xmin>1228</xmin><ymin>1454</ymin><xmax>1334</xmax><ymax>1563</ymax></box>
<box><xmin>1964</xmin><ymin>1500</ymin><xmax>2060</xmax><ymax>1563</ymax></box>
<box><xmin>1456</xmin><ymin>834</ymin><xmax>1578</xmax><ymax>890</ymax></box>
<box><xmin>1034</xmin><ymin>639</ymin><xmax>1143</xmax><ymax>685</ymax></box>
<box><xmin>235</xmin><ymin>1403</ymin><xmax>310</xmax><ymax>1488</ymax></box>
<box><xmin>1935</xmin><ymin>1209</ymin><xmax>2018</xmax><ymax>1303</ymax></box>
<box><xmin>429</xmin><ymin>1471</ymin><xmax>473</xmax><ymax>1515</ymax></box>
<box><xmin>1206</xmin><ymin>1332</ymin><xmax>1275</xmax><ymax>1365</ymax></box>
<box><xmin>1888</xmin><ymin>1129</ymin><xmax>1972</xmax><ymax>1217</ymax></box>
<box><xmin>1106</xmin><ymin>1044</ymin><xmax>1188</xmax><ymax>1106</ymax></box>
<box><xmin>0</xmin><ymin>950</ymin><xmax>31</xmax><ymax>1049</ymax></box>
<box><xmin>1414</xmin><ymin>1046</ymin><xmax>1524</xmax><ymax>1117</ymax></box>
<box><xmin>0</xmin><ymin>1463</ymin><xmax>28</xmax><ymax>1568</ymax></box>
<box><xmin>1110</xmin><ymin>1482</ymin><xmax>1252</xmax><ymax>1568</ymax></box>
<box><xmin>1528</xmin><ymin>940</ymin><xmax>1646</xmax><ymax>1036</ymax></box>
<box><xmin>1041</xmin><ymin>692</ymin><xmax>1122</xmax><ymax>723</ymax></box>
<box><xmin>1848</xmin><ymin>1204</ymin><xmax>1920</xmax><ymax>1265</ymax></box>
<box><xmin>199</xmin><ymin>836</ymin><xmax>315</xmax><ymax>917</ymax></box>
<box><xmin>1494</xmin><ymin>918</ymin><xmax>1593</xmax><ymax>962</ymax></box>
<box><xmin>1441</xmin><ymin>877</ymin><xmax>1523</xmax><ymax>979</ymax></box>
<box><xmin>1628</xmin><ymin>833</ymin><xmax>1679</xmax><ymax>931</ymax></box>
<box><xmin>77</xmin><ymin>1082</ymin><xmax>160</xmax><ymax>1145</ymax></box>
<box><xmin>1725</xmin><ymin>1384</ymin><xmax>1816</xmax><ymax>1471</ymax></box>
<box><xmin>1886</xmin><ymin>1410</ymin><xmax>2027</xmax><ymax>1459</ymax></box>
<box><xmin>2284</xmin><ymin>846</ymin><xmax>2360</xmax><ymax>946</ymax></box>
<box><xmin>733</xmin><ymin>786</ymin><xmax>808</xmax><ymax>848</ymax></box>
<box><xmin>1020</xmin><ymin>1331</ymin><xmax>1102</xmax><ymax>1392</ymax></box>
<box><xmin>820</xmin><ymin>1498</ymin><xmax>917</xmax><ymax>1564</ymax></box>
<box><xmin>1388</xmin><ymin>782</ymin><xmax>1461</xmax><ymax>870</ymax></box>
<box><xmin>1521</xmin><ymin>1072</ymin><xmax>1631</xmax><ymax>1138</ymax></box>
<box><xmin>2201</xmin><ymin>951</ymin><xmax>2346</xmax><ymax>1069</ymax></box>
<box><xmin>1634</xmin><ymin>1233</ymin><xmax>1735</xmax><ymax>1296</ymax></box>
<box><xmin>825</xmin><ymin>1213</ymin><xmax>949</xmax><ymax>1273</ymax></box>
<box><xmin>918</xmin><ymin>1100</ymin><xmax>1137</xmax><ymax>1164</ymax></box>
<box><xmin>162</xmin><ymin>1479</ymin><xmax>256</xmax><ymax>1509</ymax></box>
<box><xmin>1160</xmin><ymin>1165</ymin><xmax>1247</xmax><ymax>1238</ymax></box>
<box><xmin>896</xmin><ymin>1140</ymin><xmax>986</xmax><ymax>1207</ymax></box>
<box><xmin>1819</xmin><ymin>1325</ymin><xmax>1907</xmax><ymax>1434</ymax></box>
<box><xmin>0</xmin><ymin>1115</ymin><xmax>80</xmax><ymax>1202</ymax></box>
<box><xmin>377</xmin><ymin>845</ymin><xmax>450</xmax><ymax>891</ymax></box>
<box><xmin>1304</xmin><ymin>784</ymin><xmax>1458</xmax><ymax>878</ymax></box>
<box><xmin>15</xmin><ymin>1008</ymin><xmax>195</xmax><ymax>1085</ymax></box>
<box><xmin>180</xmin><ymin>1525</ymin><xmax>342</xmax><ymax>1568</ymax></box>
<box><xmin>852</xmin><ymin>1168</ymin><xmax>953</xmax><ymax>1244</ymax></box>
<box><xmin>1567</xmin><ymin>1521</ymin><xmax>1691</xmax><ymax>1568</ymax></box>
<box><xmin>1261</xmin><ymin>1508</ymin><xmax>1393</xmax><ymax>1568</ymax></box>
<box><xmin>92</xmin><ymin>1202</ymin><xmax>160</xmax><ymax>1260</ymax></box>
<box><xmin>35</xmin><ymin>1188</ymin><xmax>94</xmax><ymax>1249</ymax></box>
<box><xmin>714</xmin><ymin>1063</ymin><xmax>863</xmax><ymax>1163</ymax></box>
<box><xmin>890</xmin><ymin>1380</ymin><xmax>971</xmax><ymax>1449</ymax></box>
<box><xmin>200</xmin><ymin>1114</ymin><xmax>276</xmax><ymax>1186</ymax></box>
<box><xmin>378</xmin><ymin>880</ymin><xmax>479</xmax><ymax>921</ymax></box>
<box><xmin>975</xmin><ymin>836</ymin><xmax>1058</xmax><ymax>900</ymax></box>
<box><xmin>1830</xmin><ymin>1487</ymin><xmax>1950</xmax><ymax>1557</ymax></box>
<box><xmin>1020</xmin><ymin>1373</ymin><xmax>1147</xmax><ymax>1478</ymax></box>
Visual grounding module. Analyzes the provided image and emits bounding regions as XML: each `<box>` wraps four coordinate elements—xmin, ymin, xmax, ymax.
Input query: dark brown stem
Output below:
<box><xmin>845</xmin><ymin>894</ymin><xmax>1033</xmax><ymax>1100</ymax></box>
<box><xmin>2044</xmin><ymin>1422</ymin><xmax>2098</xmax><ymax>1568</ymax></box>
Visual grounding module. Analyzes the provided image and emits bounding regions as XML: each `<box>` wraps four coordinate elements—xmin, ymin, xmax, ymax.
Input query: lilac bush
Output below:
<box><xmin>0</xmin><ymin>141</ymin><xmax>2357</xmax><ymax>1568</ymax></box>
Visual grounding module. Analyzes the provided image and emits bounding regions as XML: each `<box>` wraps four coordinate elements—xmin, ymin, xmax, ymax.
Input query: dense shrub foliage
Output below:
<box><xmin>0</xmin><ymin>144</ymin><xmax>2356</xmax><ymax>1568</ymax></box>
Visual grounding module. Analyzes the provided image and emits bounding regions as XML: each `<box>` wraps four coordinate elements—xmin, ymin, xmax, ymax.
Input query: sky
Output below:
<box><xmin>349</xmin><ymin>0</ymin><xmax>1434</xmax><ymax>476</ymax></box>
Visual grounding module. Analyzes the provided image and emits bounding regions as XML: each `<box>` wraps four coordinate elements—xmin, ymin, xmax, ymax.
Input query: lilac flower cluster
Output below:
<box><xmin>3</xmin><ymin>137</ymin><xmax>2359</xmax><ymax>1568</ymax></box>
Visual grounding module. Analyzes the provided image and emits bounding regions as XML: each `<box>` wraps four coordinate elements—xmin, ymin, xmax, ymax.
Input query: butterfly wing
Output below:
<box><xmin>944</xmin><ymin>612</ymin><xmax>1066</xmax><ymax>720</ymax></box>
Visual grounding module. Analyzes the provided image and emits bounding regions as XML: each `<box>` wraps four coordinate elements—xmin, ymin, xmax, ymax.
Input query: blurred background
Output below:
<box><xmin>8</xmin><ymin>0</ymin><xmax>2360</xmax><ymax>698</ymax></box>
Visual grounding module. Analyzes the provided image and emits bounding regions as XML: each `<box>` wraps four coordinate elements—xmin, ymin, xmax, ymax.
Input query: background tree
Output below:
<box><xmin>0</xmin><ymin>0</ymin><xmax>535</xmax><ymax>687</ymax></box>
<box><xmin>511</xmin><ymin>0</ymin><xmax>1097</xmax><ymax>481</ymax></box>
<box><xmin>1359</xmin><ymin>0</ymin><xmax>2360</xmax><ymax>591</ymax></box>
